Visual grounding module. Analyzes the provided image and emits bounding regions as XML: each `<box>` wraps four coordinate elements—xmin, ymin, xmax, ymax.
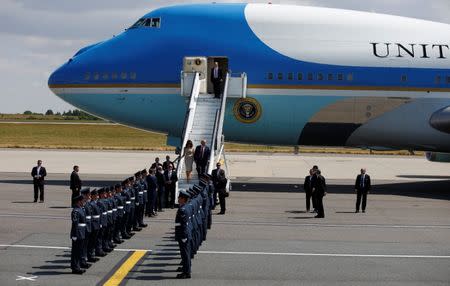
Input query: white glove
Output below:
<box><xmin>71</xmin><ymin>237</ymin><xmax>77</xmax><ymax>241</ymax></box>
<box><xmin>181</xmin><ymin>238</ymin><xmax>187</xmax><ymax>243</ymax></box>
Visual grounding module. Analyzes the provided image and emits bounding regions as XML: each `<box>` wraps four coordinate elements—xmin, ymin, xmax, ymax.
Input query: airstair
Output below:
<box><xmin>175</xmin><ymin>70</ymin><xmax>247</xmax><ymax>198</ymax></box>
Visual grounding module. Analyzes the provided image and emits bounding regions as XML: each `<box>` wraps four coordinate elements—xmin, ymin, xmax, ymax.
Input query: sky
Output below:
<box><xmin>0</xmin><ymin>0</ymin><xmax>449</xmax><ymax>113</ymax></box>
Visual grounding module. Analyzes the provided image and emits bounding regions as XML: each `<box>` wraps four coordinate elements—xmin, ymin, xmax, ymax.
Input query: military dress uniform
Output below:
<box><xmin>71</xmin><ymin>195</ymin><xmax>87</xmax><ymax>274</ymax></box>
<box><xmin>113</xmin><ymin>185</ymin><xmax>125</xmax><ymax>243</ymax></box>
<box><xmin>89</xmin><ymin>189</ymin><xmax>104</xmax><ymax>258</ymax></box>
<box><xmin>80</xmin><ymin>188</ymin><xmax>93</xmax><ymax>266</ymax></box>
<box><xmin>175</xmin><ymin>190</ymin><xmax>192</xmax><ymax>279</ymax></box>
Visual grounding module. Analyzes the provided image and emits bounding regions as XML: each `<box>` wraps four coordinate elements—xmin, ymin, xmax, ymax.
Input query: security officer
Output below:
<box><xmin>71</xmin><ymin>195</ymin><xmax>87</xmax><ymax>274</ymax></box>
<box><xmin>89</xmin><ymin>189</ymin><xmax>105</xmax><ymax>258</ymax></box>
<box><xmin>175</xmin><ymin>190</ymin><xmax>191</xmax><ymax>279</ymax></box>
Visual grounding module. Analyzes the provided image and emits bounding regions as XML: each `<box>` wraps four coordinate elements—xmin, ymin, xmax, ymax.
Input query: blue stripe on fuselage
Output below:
<box><xmin>49</xmin><ymin>3</ymin><xmax>450</xmax><ymax>90</ymax></box>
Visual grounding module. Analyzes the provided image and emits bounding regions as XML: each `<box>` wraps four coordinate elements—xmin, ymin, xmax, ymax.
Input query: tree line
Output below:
<box><xmin>22</xmin><ymin>109</ymin><xmax>101</xmax><ymax>121</ymax></box>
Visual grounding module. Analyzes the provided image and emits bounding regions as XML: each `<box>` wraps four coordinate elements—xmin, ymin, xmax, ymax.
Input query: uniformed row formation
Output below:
<box><xmin>174</xmin><ymin>174</ymin><xmax>214</xmax><ymax>279</ymax></box>
<box><xmin>70</xmin><ymin>170</ymin><xmax>158</xmax><ymax>274</ymax></box>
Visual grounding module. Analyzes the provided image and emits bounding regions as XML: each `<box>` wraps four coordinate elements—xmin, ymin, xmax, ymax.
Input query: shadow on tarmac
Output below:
<box><xmin>28</xmin><ymin>251</ymin><xmax>72</xmax><ymax>276</ymax></box>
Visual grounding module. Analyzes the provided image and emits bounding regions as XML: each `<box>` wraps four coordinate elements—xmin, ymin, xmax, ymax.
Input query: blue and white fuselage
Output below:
<box><xmin>48</xmin><ymin>4</ymin><xmax>450</xmax><ymax>153</ymax></box>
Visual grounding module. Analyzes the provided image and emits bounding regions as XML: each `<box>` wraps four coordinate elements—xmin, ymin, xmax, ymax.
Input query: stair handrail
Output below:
<box><xmin>207</xmin><ymin>109</ymin><xmax>220</xmax><ymax>174</ymax></box>
<box><xmin>176</xmin><ymin>72</ymin><xmax>200</xmax><ymax>192</ymax></box>
<box><xmin>216</xmin><ymin>72</ymin><xmax>230</xmax><ymax>150</ymax></box>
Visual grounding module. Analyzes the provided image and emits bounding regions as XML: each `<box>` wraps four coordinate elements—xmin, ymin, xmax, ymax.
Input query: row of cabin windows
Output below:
<box><xmin>84</xmin><ymin>72</ymin><xmax>137</xmax><ymax>81</ymax></box>
<box><xmin>130</xmin><ymin>17</ymin><xmax>161</xmax><ymax>29</ymax></box>
<box><xmin>267</xmin><ymin>72</ymin><xmax>352</xmax><ymax>81</ymax></box>
<box><xmin>436</xmin><ymin>75</ymin><xmax>450</xmax><ymax>84</ymax></box>
<box><xmin>267</xmin><ymin>73</ymin><xmax>450</xmax><ymax>84</ymax></box>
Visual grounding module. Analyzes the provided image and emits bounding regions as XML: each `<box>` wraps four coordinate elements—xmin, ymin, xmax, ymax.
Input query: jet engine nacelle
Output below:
<box><xmin>425</xmin><ymin>152</ymin><xmax>450</xmax><ymax>162</ymax></box>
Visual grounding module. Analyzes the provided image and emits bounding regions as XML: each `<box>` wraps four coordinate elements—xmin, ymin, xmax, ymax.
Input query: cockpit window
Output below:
<box><xmin>130</xmin><ymin>17</ymin><xmax>161</xmax><ymax>29</ymax></box>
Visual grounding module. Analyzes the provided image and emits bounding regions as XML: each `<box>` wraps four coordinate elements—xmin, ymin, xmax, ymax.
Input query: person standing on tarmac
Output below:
<box><xmin>175</xmin><ymin>190</ymin><xmax>192</xmax><ymax>279</ymax></box>
<box><xmin>70</xmin><ymin>195</ymin><xmax>87</xmax><ymax>274</ymax></box>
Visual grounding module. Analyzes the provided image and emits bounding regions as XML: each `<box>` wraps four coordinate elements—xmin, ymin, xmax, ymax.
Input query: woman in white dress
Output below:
<box><xmin>183</xmin><ymin>140</ymin><xmax>194</xmax><ymax>183</ymax></box>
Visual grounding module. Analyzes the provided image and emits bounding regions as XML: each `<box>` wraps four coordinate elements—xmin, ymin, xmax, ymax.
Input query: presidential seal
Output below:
<box><xmin>233</xmin><ymin>97</ymin><xmax>262</xmax><ymax>123</ymax></box>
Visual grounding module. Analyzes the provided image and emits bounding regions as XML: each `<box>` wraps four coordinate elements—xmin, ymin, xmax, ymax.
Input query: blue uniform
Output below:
<box><xmin>175</xmin><ymin>204</ymin><xmax>191</xmax><ymax>274</ymax></box>
<box><xmin>70</xmin><ymin>206</ymin><xmax>86</xmax><ymax>271</ymax></box>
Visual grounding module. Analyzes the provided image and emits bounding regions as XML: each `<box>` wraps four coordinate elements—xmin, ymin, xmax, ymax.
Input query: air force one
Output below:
<box><xmin>48</xmin><ymin>3</ymin><xmax>450</xmax><ymax>162</ymax></box>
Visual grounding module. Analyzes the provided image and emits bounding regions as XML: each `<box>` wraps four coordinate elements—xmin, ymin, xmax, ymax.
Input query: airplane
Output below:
<box><xmin>48</xmin><ymin>3</ymin><xmax>450</xmax><ymax>162</ymax></box>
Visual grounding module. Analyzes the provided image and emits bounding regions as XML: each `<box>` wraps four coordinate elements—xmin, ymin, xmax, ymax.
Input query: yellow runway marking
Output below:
<box><xmin>103</xmin><ymin>250</ymin><xmax>147</xmax><ymax>286</ymax></box>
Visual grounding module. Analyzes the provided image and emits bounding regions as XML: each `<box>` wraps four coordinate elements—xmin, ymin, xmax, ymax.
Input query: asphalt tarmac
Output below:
<box><xmin>0</xmin><ymin>169</ymin><xmax>449</xmax><ymax>285</ymax></box>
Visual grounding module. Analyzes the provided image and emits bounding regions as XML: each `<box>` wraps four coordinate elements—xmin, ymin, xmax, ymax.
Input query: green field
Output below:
<box><xmin>0</xmin><ymin>122</ymin><xmax>421</xmax><ymax>155</ymax></box>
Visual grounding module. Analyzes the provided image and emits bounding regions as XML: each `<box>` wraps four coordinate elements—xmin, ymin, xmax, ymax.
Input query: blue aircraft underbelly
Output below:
<box><xmin>58</xmin><ymin>92</ymin><xmax>343</xmax><ymax>146</ymax></box>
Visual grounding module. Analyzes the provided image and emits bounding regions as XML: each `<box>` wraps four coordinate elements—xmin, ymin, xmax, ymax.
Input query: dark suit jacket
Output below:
<box><xmin>355</xmin><ymin>174</ymin><xmax>371</xmax><ymax>192</ymax></box>
<box><xmin>164</xmin><ymin>170</ymin><xmax>178</xmax><ymax>190</ymax></box>
<box><xmin>194</xmin><ymin>145</ymin><xmax>211</xmax><ymax>166</ymax></box>
<box><xmin>70</xmin><ymin>171</ymin><xmax>82</xmax><ymax>191</ymax></box>
<box><xmin>146</xmin><ymin>175</ymin><xmax>158</xmax><ymax>192</ymax></box>
<box><xmin>311</xmin><ymin>174</ymin><xmax>327</xmax><ymax>196</ymax></box>
<box><xmin>150</xmin><ymin>162</ymin><xmax>162</xmax><ymax>170</ymax></box>
<box><xmin>303</xmin><ymin>175</ymin><xmax>312</xmax><ymax>193</ymax></box>
<box><xmin>211</xmin><ymin>168</ymin><xmax>227</xmax><ymax>190</ymax></box>
<box><xmin>31</xmin><ymin>166</ymin><xmax>47</xmax><ymax>184</ymax></box>
<box><xmin>210</xmin><ymin>67</ymin><xmax>223</xmax><ymax>82</ymax></box>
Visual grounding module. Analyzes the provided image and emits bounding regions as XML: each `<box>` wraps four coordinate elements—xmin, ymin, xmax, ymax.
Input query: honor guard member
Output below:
<box><xmin>198</xmin><ymin>176</ymin><xmax>210</xmax><ymax>240</ymax></box>
<box><xmin>192</xmin><ymin>185</ymin><xmax>205</xmax><ymax>245</ymax></box>
<box><xmin>140</xmin><ymin>170</ymin><xmax>149</xmax><ymax>217</ymax></box>
<box><xmin>129</xmin><ymin>176</ymin><xmax>142</xmax><ymax>232</ymax></box>
<box><xmin>70</xmin><ymin>195</ymin><xmax>87</xmax><ymax>274</ymax></box>
<box><xmin>120</xmin><ymin>180</ymin><xmax>133</xmax><ymax>239</ymax></box>
<box><xmin>113</xmin><ymin>184</ymin><xmax>125</xmax><ymax>243</ymax></box>
<box><xmin>125</xmin><ymin>177</ymin><xmax>138</xmax><ymax>234</ymax></box>
<box><xmin>186</xmin><ymin>189</ymin><xmax>199</xmax><ymax>257</ymax></box>
<box><xmin>106</xmin><ymin>187</ymin><xmax>117</xmax><ymax>249</ymax></box>
<box><xmin>133</xmin><ymin>172</ymin><xmax>146</xmax><ymax>229</ymax></box>
<box><xmin>175</xmin><ymin>190</ymin><xmax>192</xmax><ymax>279</ymax></box>
<box><xmin>138</xmin><ymin>171</ymin><xmax>148</xmax><ymax>227</ymax></box>
<box><xmin>89</xmin><ymin>189</ymin><xmax>104</xmax><ymax>258</ymax></box>
<box><xmin>80</xmin><ymin>188</ymin><xmax>97</xmax><ymax>265</ymax></box>
<box><xmin>94</xmin><ymin>188</ymin><xmax>108</xmax><ymax>256</ymax></box>
<box><xmin>97</xmin><ymin>188</ymin><xmax>112</xmax><ymax>253</ymax></box>
<box><xmin>109</xmin><ymin>186</ymin><xmax>121</xmax><ymax>245</ymax></box>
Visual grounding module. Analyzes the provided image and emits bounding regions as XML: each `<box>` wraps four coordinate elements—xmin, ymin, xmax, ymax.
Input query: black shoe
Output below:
<box><xmin>133</xmin><ymin>227</ymin><xmax>142</xmax><ymax>232</ymax></box>
<box><xmin>355</xmin><ymin>210</ymin><xmax>359</xmax><ymax>213</ymax></box>
<box><xmin>103</xmin><ymin>248</ymin><xmax>112</xmax><ymax>253</ymax></box>
<box><xmin>176</xmin><ymin>272</ymin><xmax>191</xmax><ymax>279</ymax></box>
<box><xmin>158</xmin><ymin>209</ymin><xmax>164</xmax><ymax>212</ymax></box>
<box><xmin>96</xmin><ymin>251</ymin><xmax>106</xmax><ymax>257</ymax></box>
<box><xmin>122</xmin><ymin>234</ymin><xmax>131</xmax><ymax>239</ymax></box>
<box><xmin>80</xmin><ymin>263</ymin><xmax>91</xmax><ymax>269</ymax></box>
<box><xmin>176</xmin><ymin>266</ymin><xmax>183</xmax><ymax>272</ymax></box>
<box><xmin>113</xmin><ymin>239</ymin><xmax>124</xmax><ymax>244</ymax></box>
<box><xmin>129</xmin><ymin>232</ymin><xmax>135</xmax><ymax>237</ymax></box>
<box><xmin>72</xmin><ymin>269</ymin><xmax>85</xmax><ymax>274</ymax></box>
<box><xmin>362</xmin><ymin>210</ymin><xmax>366</xmax><ymax>213</ymax></box>
<box><xmin>139</xmin><ymin>223</ymin><xmax>148</xmax><ymax>228</ymax></box>
<box><xmin>33</xmin><ymin>200</ymin><xmax>37</xmax><ymax>203</ymax></box>
<box><xmin>217</xmin><ymin>211</ymin><xmax>225</xmax><ymax>215</ymax></box>
<box><xmin>314</xmin><ymin>215</ymin><xmax>324</xmax><ymax>218</ymax></box>
<box><xmin>111</xmin><ymin>243</ymin><xmax>117</xmax><ymax>248</ymax></box>
<box><xmin>39</xmin><ymin>200</ymin><xmax>44</xmax><ymax>203</ymax></box>
<box><xmin>88</xmin><ymin>257</ymin><xmax>99</xmax><ymax>263</ymax></box>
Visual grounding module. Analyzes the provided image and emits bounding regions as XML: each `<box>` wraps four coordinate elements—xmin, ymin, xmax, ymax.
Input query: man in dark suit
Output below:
<box><xmin>150</xmin><ymin>157</ymin><xmax>163</xmax><ymax>170</ymax></box>
<box><xmin>312</xmin><ymin>169</ymin><xmax>326</xmax><ymax>218</ymax></box>
<box><xmin>162</xmin><ymin>155</ymin><xmax>175</xmax><ymax>171</ymax></box>
<box><xmin>212</xmin><ymin>162</ymin><xmax>227</xmax><ymax>214</ymax></box>
<box><xmin>31</xmin><ymin>160</ymin><xmax>47</xmax><ymax>203</ymax></box>
<box><xmin>303</xmin><ymin>169</ymin><xmax>314</xmax><ymax>212</ymax></box>
<box><xmin>70</xmin><ymin>165</ymin><xmax>82</xmax><ymax>207</ymax></box>
<box><xmin>194</xmin><ymin>140</ymin><xmax>210</xmax><ymax>178</ymax></box>
<box><xmin>164</xmin><ymin>164</ymin><xmax>178</xmax><ymax>208</ymax></box>
<box><xmin>355</xmin><ymin>168</ymin><xmax>371</xmax><ymax>213</ymax></box>
<box><xmin>210</xmin><ymin>61</ymin><xmax>223</xmax><ymax>98</ymax></box>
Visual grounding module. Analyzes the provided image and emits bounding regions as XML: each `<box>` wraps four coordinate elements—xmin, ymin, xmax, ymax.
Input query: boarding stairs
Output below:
<box><xmin>175</xmin><ymin>71</ymin><xmax>247</xmax><ymax>198</ymax></box>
